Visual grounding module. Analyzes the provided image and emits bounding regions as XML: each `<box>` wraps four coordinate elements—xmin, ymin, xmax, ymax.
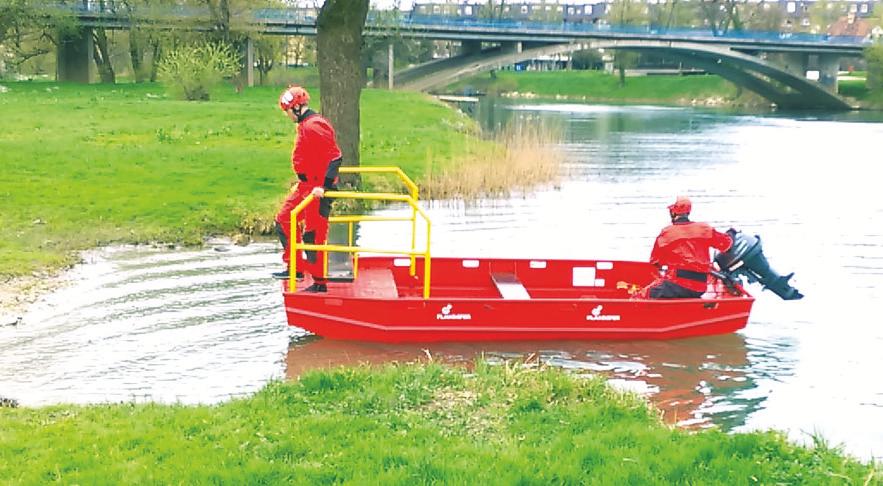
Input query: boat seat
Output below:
<box><xmin>491</xmin><ymin>272</ymin><xmax>531</xmax><ymax>300</ymax></box>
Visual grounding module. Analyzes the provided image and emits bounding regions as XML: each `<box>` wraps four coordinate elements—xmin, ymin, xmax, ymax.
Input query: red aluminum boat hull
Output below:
<box><xmin>282</xmin><ymin>256</ymin><xmax>754</xmax><ymax>343</ymax></box>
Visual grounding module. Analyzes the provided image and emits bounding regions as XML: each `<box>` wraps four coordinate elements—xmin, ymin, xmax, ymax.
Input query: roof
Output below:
<box><xmin>827</xmin><ymin>15</ymin><xmax>876</xmax><ymax>37</ymax></box>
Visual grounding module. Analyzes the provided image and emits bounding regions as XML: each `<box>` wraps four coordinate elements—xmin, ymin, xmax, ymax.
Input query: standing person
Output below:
<box><xmin>640</xmin><ymin>196</ymin><xmax>733</xmax><ymax>299</ymax></box>
<box><xmin>272</xmin><ymin>85</ymin><xmax>342</xmax><ymax>293</ymax></box>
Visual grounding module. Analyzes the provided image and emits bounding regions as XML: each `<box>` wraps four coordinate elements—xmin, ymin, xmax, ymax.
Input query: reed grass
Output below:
<box><xmin>422</xmin><ymin>120</ymin><xmax>565</xmax><ymax>200</ymax></box>
<box><xmin>0</xmin><ymin>362</ymin><xmax>877</xmax><ymax>485</ymax></box>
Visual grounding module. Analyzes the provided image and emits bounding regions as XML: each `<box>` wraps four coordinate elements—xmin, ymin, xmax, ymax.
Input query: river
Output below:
<box><xmin>1</xmin><ymin>100</ymin><xmax>881</xmax><ymax>460</ymax></box>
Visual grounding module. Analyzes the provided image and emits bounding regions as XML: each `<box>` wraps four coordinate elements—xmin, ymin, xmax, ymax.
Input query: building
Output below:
<box><xmin>827</xmin><ymin>13</ymin><xmax>883</xmax><ymax>39</ymax></box>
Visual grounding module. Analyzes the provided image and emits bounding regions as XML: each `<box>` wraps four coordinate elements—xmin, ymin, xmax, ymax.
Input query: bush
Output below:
<box><xmin>866</xmin><ymin>42</ymin><xmax>883</xmax><ymax>99</ymax></box>
<box><xmin>571</xmin><ymin>49</ymin><xmax>603</xmax><ymax>70</ymax></box>
<box><xmin>158</xmin><ymin>42</ymin><xmax>240</xmax><ymax>101</ymax></box>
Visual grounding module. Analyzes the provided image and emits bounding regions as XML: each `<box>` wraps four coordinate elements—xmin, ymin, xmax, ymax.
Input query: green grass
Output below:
<box><xmin>0</xmin><ymin>363</ymin><xmax>877</xmax><ymax>484</ymax></box>
<box><xmin>0</xmin><ymin>81</ymin><xmax>487</xmax><ymax>276</ymax></box>
<box><xmin>838</xmin><ymin>77</ymin><xmax>871</xmax><ymax>100</ymax></box>
<box><xmin>448</xmin><ymin>70</ymin><xmax>741</xmax><ymax>104</ymax></box>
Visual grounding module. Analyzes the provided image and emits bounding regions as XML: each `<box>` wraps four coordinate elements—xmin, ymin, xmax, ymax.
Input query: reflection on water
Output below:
<box><xmin>286</xmin><ymin>333</ymin><xmax>761</xmax><ymax>430</ymax></box>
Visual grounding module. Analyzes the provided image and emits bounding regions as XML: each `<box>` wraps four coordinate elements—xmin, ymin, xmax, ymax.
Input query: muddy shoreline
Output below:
<box><xmin>0</xmin><ymin>274</ymin><xmax>64</xmax><ymax>326</ymax></box>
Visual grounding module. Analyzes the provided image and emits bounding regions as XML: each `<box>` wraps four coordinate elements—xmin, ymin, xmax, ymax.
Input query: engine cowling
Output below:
<box><xmin>714</xmin><ymin>229</ymin><xmax>803</xmax><ymax>300</ymax></box>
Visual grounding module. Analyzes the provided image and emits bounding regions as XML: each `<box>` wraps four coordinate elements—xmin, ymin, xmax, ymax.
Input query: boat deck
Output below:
<box><xmin>288</xmin><ymin>256</ymin><xmax>741</xmax><ymax>302</ymax></box>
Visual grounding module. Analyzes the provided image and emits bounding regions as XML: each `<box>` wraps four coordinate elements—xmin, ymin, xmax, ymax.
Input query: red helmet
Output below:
<box><xmin>667</xmin><ymin>196</ymin><xmax>692</xmax><ymax>216</ymax></box>
<box><xmin>279</xmin><ymin>85</ymin><xmax>309</xmax><ymax>111</ymax></box>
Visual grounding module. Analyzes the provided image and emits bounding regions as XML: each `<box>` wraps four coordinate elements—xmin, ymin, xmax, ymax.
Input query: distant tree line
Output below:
<box><xmin>0</xmin><ymin>0</ymin><xmax>434</xmax><ymax>88</ymax></box>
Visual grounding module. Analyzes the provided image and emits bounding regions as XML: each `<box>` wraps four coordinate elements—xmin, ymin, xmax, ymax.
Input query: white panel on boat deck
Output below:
<box><xmin>347</xmin><ymin>268</ymin><xmax>399</xmax><ymax>299</ymax></box>
<box><xmin>491</xmin><ymin>272</ymin><xmax>531</xmax><ymax>300</ymax></box>
<box><xmin>572</xmin><ymin>267</ymin><xmax>597</xmax><ymax>286</ymax></box>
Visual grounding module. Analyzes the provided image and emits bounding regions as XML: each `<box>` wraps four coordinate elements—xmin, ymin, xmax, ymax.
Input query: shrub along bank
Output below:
<box><xmin>0</xmin><ymin>82</ymin><xmax>490</xmax><ymax>277</ymax></box>
<box><xmin>0</xmin><ymin>363</ymin><xmax>877</xmax><ymax>484</ymax></box>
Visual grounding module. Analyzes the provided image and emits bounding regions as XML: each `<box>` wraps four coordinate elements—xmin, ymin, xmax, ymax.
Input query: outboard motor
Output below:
<box><xmin>714</xmin><ymin>229</ymin><xmax>803</xmax><ymax>300</ymax></box>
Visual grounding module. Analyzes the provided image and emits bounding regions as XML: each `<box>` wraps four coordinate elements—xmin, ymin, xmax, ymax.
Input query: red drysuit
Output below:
<box><xmin>644</xmin><ymin>221</ymin><xmax>733</xmax><ymax>296</ymax></box>
<box><xmin>275</xmin><ymin>110</ymin><xmax>342</xmax><ymax>278</ymax></box>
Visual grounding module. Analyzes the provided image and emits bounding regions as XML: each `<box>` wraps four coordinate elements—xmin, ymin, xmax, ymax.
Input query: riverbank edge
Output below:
<box><xmin>497</xmin><ymin>90</ymin><xmax>759</xmax><ymax>108</ymax></box>
<box><xmin>0</xmin><ymin>274</ymin><xmax>67</xmax><ymax>322</ymax></box>
<box><xmin>0</xmin><ymin>362</ymin><xmax>878</xmax><ymax>483</ymax></box>
<box><xmin>496</xmin><ymin>91</ymin><xmax>883</xmax><ymax>111</ymax></box>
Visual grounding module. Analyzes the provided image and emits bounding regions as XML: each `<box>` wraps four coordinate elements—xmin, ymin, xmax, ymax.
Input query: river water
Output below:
<box><xmin>2</xmin><ymin>101</ymin><xmax>882</xmax><ymax>460</ymax></box>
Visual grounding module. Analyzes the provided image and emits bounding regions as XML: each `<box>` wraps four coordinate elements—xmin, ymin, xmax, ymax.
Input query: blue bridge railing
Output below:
<box><xmin>51</xmin><ymin>3</ymin><xmax>874</xmax><ymax>48</ymax></box>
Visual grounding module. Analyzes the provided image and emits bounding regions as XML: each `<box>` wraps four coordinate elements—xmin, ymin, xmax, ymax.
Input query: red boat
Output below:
<box><xmin>281</xmin><ymin>167</ymin><xmax>800</xmax><ymax>343</ymax></box>
<box><xmin>283</xmin><ymin>256</ymin><xmax>755</xmax><ymax>343</ymax></box>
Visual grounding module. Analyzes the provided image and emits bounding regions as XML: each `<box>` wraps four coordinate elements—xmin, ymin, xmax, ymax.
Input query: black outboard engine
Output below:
<box><xmin>714</xmin><ymin>229</ymin><xmax>803</xmax><ymax>300</ymax></box>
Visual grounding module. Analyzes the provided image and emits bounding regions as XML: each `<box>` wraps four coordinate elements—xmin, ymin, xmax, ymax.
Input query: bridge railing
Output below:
<box><xmin>44</xmin><ymin>3</ymin><xmax>873</xmax><ymax>48</ymax></box>
<box><xmin>399</xmin><ymin>14</ymin><xmax>872</xmax><ymax>47</ymax></box>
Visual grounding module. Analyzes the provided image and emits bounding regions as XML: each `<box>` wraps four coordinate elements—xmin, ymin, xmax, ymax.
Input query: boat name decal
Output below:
<box><xmin>436</xmin><ymin>304</ymin><xmax>472</xmax><ymax>321</ymax></box>
<box><xmin>586</xmin><ymin>305</ymin><xmax>620</xmax><ymax>321</ymax></box>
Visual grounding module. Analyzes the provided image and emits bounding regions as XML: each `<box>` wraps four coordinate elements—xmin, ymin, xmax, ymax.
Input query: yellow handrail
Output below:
<box><xmin>338</xmin><ymin>167</ymin><xmax>420</xmax><ymax>275</ymax></box>
<box><xmin>288</xmin><ymin>168</ymin><xmax>431</xmax><ymax>299</ymax></box>
<box><xmin>339</xmin><ymin>166</ymin><xmax>419</xmax><ymax>200</ymax></box>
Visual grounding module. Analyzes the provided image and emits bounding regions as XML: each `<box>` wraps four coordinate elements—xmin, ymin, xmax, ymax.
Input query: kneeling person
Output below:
<box><xmin>640</xmin><ymin>196</ymin><xmax>732</xmax><ymax>299</ymax></box>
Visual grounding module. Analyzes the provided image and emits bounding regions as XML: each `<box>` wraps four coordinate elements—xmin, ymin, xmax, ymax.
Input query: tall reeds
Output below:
<box><xmin>422</xmin><ymin>119</ymin><xmax>565</xmax><ymax>201</ymax></box>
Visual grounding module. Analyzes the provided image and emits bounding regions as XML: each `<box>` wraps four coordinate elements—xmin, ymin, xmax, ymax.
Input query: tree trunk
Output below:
<box><xmin>149</xmin><ymin>39</ymin><xmax>161</xmax><ymax>82</ymax></box>
<box><xmin>129</xmin><ymin>29</ymin><xmax>146</xmax><ymax>82</ymax></box>
<box><xmin>317</xmin><ymin>0</ymin><xmax>370</xmax><ymax>187</ymax></box>
<box><xmin>92</xmin><ymin>28</ymin><xmax>115</xmax><ymax>83</ymax></box>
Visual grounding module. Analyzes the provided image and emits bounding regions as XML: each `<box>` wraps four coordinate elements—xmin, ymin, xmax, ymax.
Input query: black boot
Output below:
<box><xmin>303</xmin><ymin>282</ymin><xmax>327</xmax><ymax>293</ymax></box>
<box><xmin>272</xmin><ymin>270</ymin><xmax>304</xmax><ymax>280</ymax></box>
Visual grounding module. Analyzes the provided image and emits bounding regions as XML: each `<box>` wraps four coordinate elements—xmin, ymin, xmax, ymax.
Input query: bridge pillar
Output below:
<box><xmin>767</xmin><ymin>52</ymin><xmax>809</xmax><ymax>79</ymax></box>
<box><xmin>461</xmin><ymin>40</ymin><xmax>482</xmax><ymax>56</ymax></box>
<box><xmin>814</xmin><ymin>54</ymin><xmax>840</xmax><ymax>94</ymax></box>
<box><xmin>500</xmin><ymin>42</ymin><xmax>521</xmax><ymax>54</ymax></box>
<box><xmin>56</xmin><ymin>27</ymin><xmax>93</xmax><ymax>83</ymax></box>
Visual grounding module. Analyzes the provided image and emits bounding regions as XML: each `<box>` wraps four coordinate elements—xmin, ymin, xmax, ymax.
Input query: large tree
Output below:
<box><xmin>608</xmin><ymin>0</ymin><xmax>647</xmax><ymax>86</ymax></box>
<box><xmin>118</xmin><ymin>0</ymin><xmax>176</xmax><ymax>82</ymax></box>
<box><xmin>698</xmin><ymin>0</ymin><xmax>745</xmax><ymax>35</ymax></box>
<box><xmin>648</xmin><ymin>0</ymin><xmax>700</xmax><ymax>30</ymax></box>
<box><xmin>253</xmin><ymin>34</ymin><xmax>285</xmax><ymax>85</ymax></box>
<box><xmin>0</xmin><ymin>0</ymin><xmax>66</xmax><ymax>74</ymax></box>
<box><xmin>316</xmin><ymin>0</ymin><xmax>370</xmax><ymax>182</ymax></box>
<box><xmin>91</xmin><ymin>26</ymin><xmax>116</xmax><ymax>83</ymax></box>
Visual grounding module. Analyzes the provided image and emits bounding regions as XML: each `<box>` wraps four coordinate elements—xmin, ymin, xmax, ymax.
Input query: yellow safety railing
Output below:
<box><xmin>288</xmin><ymin>167</ymin><xmax>432</xmax><ymax>298</ymax></box>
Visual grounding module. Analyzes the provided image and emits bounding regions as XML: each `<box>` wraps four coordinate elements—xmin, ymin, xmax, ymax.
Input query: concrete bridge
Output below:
<box><xmin>55</xmin><ymin>5</ymin><xmax>872</xmax><ymax>109</ymax></box>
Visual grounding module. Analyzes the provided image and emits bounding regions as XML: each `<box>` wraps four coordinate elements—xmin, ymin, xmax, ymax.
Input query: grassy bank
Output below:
<box><xmin>447</xmin><ymin>70</ymin><xmax>742</xmax><ymax>105</ymax></box>
<box><xmin>0</xmin><ymin>82</ymin><xmax>491</xmax><ymax>277</ymax></box>
<box><xmin>0</xmin><ymin>363</ymin><xmax>876</xmax><ymax>484</ymax></box>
